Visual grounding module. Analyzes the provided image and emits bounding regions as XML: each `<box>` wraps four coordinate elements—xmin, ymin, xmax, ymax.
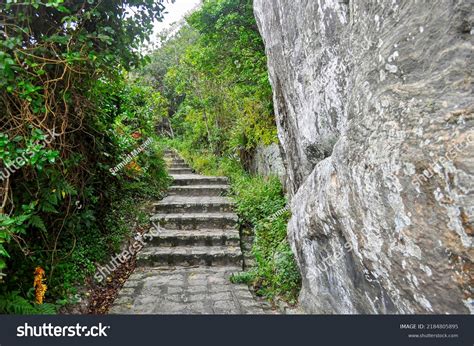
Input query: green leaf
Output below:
<box><xmin>0</xmin><ymin>218</ymin><xmax>16</xmax><ymax>227</ymax></box>
<box><xmin>0</xmin><ymin>244</ymin><xmax>10</xmax><ymax>258</ymax></box>
<box><xmin>28</xmin><ymin>215</ymin><xmax>47</xmax><ymax>232</ymax></box>
<box><xmin>97</xmin><ymin>34</ymin><xmax>112</xmax><ymax>44</ymax></box>
<box><xmin>40</xmin><ymin>202</ymin><xmax>58</xmax><ymax>213</ymax></box>
<box><xmin>57</xmin><ymin>5</ymin><xmax>70</xmax><ymax>13</ymax></box>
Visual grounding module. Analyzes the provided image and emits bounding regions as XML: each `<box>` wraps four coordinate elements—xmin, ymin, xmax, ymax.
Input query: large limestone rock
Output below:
<box><xmin>250</xmin><ymin>143</ymin><xmax>287</xmax><ymax>185</ymax></box>
<box><xmin>254</xmin><ymin>0</ymin><xmax>473</xmax><ymax>313</ymax></box>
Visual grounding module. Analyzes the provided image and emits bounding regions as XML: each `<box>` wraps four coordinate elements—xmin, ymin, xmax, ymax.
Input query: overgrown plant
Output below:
<box><xmin>230</xmin><ymin>175</ymin><xmax>301</xmax><ymax>305</ymax></box>
<box><xmin>139</xmin><ymin>0</ymin><xmax>276</xmax><ymax>166</ymax></box>
<box><xmin>0</xmin><ymin>0</ymin><xmax>169</xmax><ymax>313</ymax></box>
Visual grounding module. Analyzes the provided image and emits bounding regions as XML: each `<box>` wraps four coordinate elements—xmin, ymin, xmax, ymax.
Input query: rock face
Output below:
<box><xmin>250</xmin><ymin>143</ymin><xmax>286</xmax><ymax>184</ymax></box>
<box><xmin>254</xmin><ymin>0</ymin><xmax>473</xmax><ymax>313</ymax></box>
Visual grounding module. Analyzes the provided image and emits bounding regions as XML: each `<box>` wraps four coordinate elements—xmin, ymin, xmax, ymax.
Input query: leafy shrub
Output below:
<box><xmin>0</xmin><ymin>0</ymin><xmax>169</xmax><ymax>312</ymax></box>
<box><xmin>139</xmin><ymin>0</ymin><xmax>276</xmax><ymax>159</ymax></box>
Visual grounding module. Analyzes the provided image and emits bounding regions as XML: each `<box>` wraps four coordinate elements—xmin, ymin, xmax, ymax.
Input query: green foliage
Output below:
<box><xmin>0</xmin><ymin>291</ymin><xmax>57</xmax><ymax>315</ymax></box>
<box><xmin>139</xmin><ymin>0</ymin><xmax>276</xmax><ymax>161</ymax></box>
<box><xmin>0</xmin><ymin>0</ymin><xmax>170</xmax><ymax>313</ymax></box>
<box><xmin>232</xmin><ymin>175</ymin><xmax>287</xmax><ymax>227</ymax></box>
<box><xmin>231</xmin><ymin>175</ymin><xmax>301</xmax><ymax>304</ymax></box>
<box><xmin>138</xmin><ymin>26</ymin><xmax>199</xmax><ymax>96</ymax></box>
<box><xmin>0</xmin><ymin>0</ymin><xmax>297</xmax><ymax>313</ymax></box>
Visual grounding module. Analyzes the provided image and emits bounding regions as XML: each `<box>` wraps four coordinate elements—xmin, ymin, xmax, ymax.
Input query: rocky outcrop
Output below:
<box><xmin>254</xmin><ymin>0</ymin><xmax>473</xmax><ymax>313</ymax></box>
<box><xmin>250</xmin><ymin>143</ymin><xmax>286</xmax><ymax>184</ymax></box>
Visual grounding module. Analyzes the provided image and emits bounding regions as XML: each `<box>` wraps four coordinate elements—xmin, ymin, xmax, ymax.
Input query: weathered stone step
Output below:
<box><xmin>154</xmin><ymin>196</ymin><xmax>234</xmax><ymax>213</ymax></box>
<box><xmin>168</xmin><ymin>185</ymin><xmax>229</xmax><ymax>196</ymax></box>
<box><xmin>165</xmin><ymin>158</ymin><xmax>182</xmax><ymax>163</ymax></box>
<box><xmin>168</xmin><ymin>165</ymin><xmax>193</xmax><ymax>175</ymax></box>
<box><xmin>164</xmin><ymin>153</ymin><xmax>183</xmax><ymax>159</ymax></box>
<box><xmin>137</xmin><ymin>245</ymin><xmax>242</xmax><ymax>267</ymax></box>
<box><xmin>148</xmin><ymin>229</ymin><xmax>240</xmax><ymax>247</ymax></box>
<box><xmin>165</xmin><ymin>160</ymin><xmax>182</xmax><ymax>167</ymax></box>
<box><xmin>167</xmin><ymin>163</ymin><xmax>188</xmax><ymax>168</ymax></box>
<box><xmin>172</xmin><ymin>174</ymin><xmax>229</xmax><ymax>186</ymax></box>
<box><xmin>168</xmin><ymin>168</ymin><xmax>193</xmax><ymax>174</ymax></box>
<box><xmin>151</xmin><ymin>212</ymin><xmax>238</xmax><ymax>230</ymax></box>
<box><xmin>167</xmin><ymin>160</ymin><xmax>188</xmax><ymax>165</ymax></box>
<box><xmin>168</xmin><ymin>158</ymin><xmax>186</xmax><ymax>164</ymax></box>
<box><xmin>169</xmin><ymin>163</ymin><xmax>189</xmax><ymax>169</ymax></box>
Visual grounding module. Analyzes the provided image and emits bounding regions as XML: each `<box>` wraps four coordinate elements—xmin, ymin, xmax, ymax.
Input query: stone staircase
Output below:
<box><xmin>109</xmin><ymin>149</ymin><xmax>266</xmax><ymax>314</ymax></box>
<box><xmin>137</xmin><ymin>150</ymin><xmax>243</xmax><ymax>267</ymax></box>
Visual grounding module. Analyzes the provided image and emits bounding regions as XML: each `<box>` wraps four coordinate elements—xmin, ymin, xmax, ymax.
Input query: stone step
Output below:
<box><xmin>172</xmin><ymin>174</ymin><xmax>229</xmax><ymax>186</ymax></box>
<box><xmin>168</xmin><ymin>168</ymin><xmax>194</xmax><ymax>174</ymax></box>
<box><xmin>154</xmin><ymin>196</ymin><xmax>234</xmax><ymax>213</ymax></box>
<box><xmin>169</xmin><ymin>158</ymin><xmax>186</xmax><ymax>164</ymax></box>
<box><xmin>165</xmin><ymin>158</ymin><xmax>181</xmax><ymax>163</ymax></box>
<box><xmin>167</xmin><ymin>160</ymin><xmax>187</xmax><ymax>165</ymax></box>
<box><xmin>151</xmin><ymin>212</ymin><xmax>238</xmax><ymax>230</ymax></box>
<box><xmin>167</xmin><ymin>162</ymin><xmax>187</xmax><ymax>168</ymax></box>
<box><xmin>148</xmin><ymin>229</ymin><xmax>240</xmax><ymax>247</ymax></box>
<box><xmin>164</xmin><ymin>153</ymin><xmax>183</xmax><ymax>159</ymax></box>
<box><xmin>164</xmin><ymin>160</ymin><xmax>181</xmax><ymax>166</ymax></box>
<box><xmin>137</xmin><ymin>245</ymin><xmax>242</xmax><ymax>267</ymax></box>
<box><xmin>168</xmin><ymin>185</ymin><xmax>229</xmax><ymax>197</ymax></box>
<box><xmin>169</xmin><ymin>163</ymin><xmax>189</xmax><ymax>169</ymax></box>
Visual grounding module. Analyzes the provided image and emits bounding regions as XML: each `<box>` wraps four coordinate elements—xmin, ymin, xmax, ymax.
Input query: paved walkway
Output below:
<box><xmin>109</xmin><ymin>266</ymin><xmax>265</xmax><ymax>314</ymax></box>
<box><xmin>110</xmin><ymin>150</ymin><xmax>267</xmax><ymax>314</ymax></box>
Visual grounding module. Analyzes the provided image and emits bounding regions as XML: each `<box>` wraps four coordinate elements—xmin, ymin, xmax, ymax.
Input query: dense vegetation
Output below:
<box><xmin>147</xmin><ymin>0</ymin><xmax>301</xmax><ymax>304</ymax></box>
<box><xmin>0</xmin><ymin>0</ymin><xmax>300</xmax><ymax>313</ymax></box>
<box><xmin>141</xmin><ymin>0</ymin><xmax>276</xmax><ymax>164</ymax></box>
<box><xmin>0</xmin><ymin>0</ymin><xmax>169</xmax><ymax>313</ymax></box>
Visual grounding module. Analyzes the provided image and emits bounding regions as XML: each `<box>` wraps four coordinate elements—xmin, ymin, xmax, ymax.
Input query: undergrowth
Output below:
<box><xmin>0</xmin><ymin>0</ymin><xmax>169</xmax><ymax>314</ymax></box>
<box><xmin>0</xmin><ymin>140</ymin><xmax>169</xmax><ymax>314</ymax></box>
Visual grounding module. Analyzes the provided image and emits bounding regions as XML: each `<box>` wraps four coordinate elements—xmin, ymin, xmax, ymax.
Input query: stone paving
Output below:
<box><xmin>110</xmin><ymin>149</ymin><xmax>268</xmax><ymax>314</ymax></box>
<box><xmin>109</xmin><ymin>266</ymin><xmax>266</xmax><ymax>314</ymax></box>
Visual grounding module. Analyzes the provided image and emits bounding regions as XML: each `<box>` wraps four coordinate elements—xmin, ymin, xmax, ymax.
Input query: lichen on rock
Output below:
<box><xmin>254</xmin><ymin>0</ymin><xmax>473</xmax><ymax>313</ymax></box>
